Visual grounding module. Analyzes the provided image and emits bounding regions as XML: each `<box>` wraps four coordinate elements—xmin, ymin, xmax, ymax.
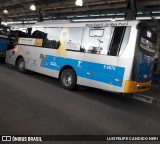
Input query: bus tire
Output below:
<box><xmin>17</xmin><ymin>58</ymin><xmax>26</xmax><ymax>73</ymax></box>
<box><xmin>60</xmin><ymin>69</ymin><xmax>77</xmax><ymax>90</ymax></box>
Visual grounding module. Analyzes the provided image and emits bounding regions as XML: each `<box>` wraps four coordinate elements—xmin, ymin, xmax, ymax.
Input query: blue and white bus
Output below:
<box><xmin>5</xmin><ymin>20</ymin><xmax>157</xmax><ymax>94</ymax></box>
<box><xmin>0</xmin><ymin>25</ymin><xmax>10</xmax><ymax>57</ymax></box>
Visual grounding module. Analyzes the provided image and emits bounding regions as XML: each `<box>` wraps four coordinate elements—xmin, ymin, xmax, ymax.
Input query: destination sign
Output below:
<box><xmin>86</xmin><ymin>22</ymin><xmax>128</xmax><ymax>27</ymax></box>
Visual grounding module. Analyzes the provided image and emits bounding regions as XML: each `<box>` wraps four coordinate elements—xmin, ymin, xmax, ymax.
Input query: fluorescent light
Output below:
<box><xmin>30</xmin><ymin>4</ymin><xmax>36</xmax><ymax>11</ymax></box>
<box><xmin>136</xmin><ymin>17</ymin><xmax>151</xmax><ymax>20</ymax></box>
<box><xmin>111</xmin><ymin>18</ymin><xmax>116</xmax><ymax>21</ymax></box>
<box><xmin>1</xmin><ymin>22</ymin><xmax>7</xmax><ymax>26</ymax></box>
<box><xmin>75</xmin><ymin>0</ymin><xmax>83</xmax><ymax>6</ymax></box>
<box><xmin>3</xmin><ymin>9</ymin><xmax>8</xmax><ymax>14</ymax></box>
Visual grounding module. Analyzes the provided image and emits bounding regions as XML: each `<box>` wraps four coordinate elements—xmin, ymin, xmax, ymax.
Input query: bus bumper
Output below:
<box><xmin>124</xmin><ymin>80</ymin><xmax>151</xmax><ymax>93</ymax></box>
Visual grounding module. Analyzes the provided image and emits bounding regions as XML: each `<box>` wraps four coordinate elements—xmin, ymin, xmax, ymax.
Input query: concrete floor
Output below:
<box><xmin>0</xmin><ymin>63</ymin><xmax>160</xmax><ymax>144</ymax></box>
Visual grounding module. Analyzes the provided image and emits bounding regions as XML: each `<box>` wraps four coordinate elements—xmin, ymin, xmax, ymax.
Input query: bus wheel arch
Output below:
<box><xmin>15</xmin><ymin>56</ymin><xmax>26</xmax><ymax>73</ymax></box>
<box><xmin>59</xmin><ymin>66</ymin><xmax>77</xmax><ymax>90</ymax></box>
<box><xmin>15</xmin><ymin>56</ymin><xmax>23</xmax><ymax>66</ymax></box>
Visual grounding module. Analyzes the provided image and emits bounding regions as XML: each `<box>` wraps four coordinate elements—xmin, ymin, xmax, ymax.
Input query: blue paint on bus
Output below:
<box><xmin>41</xmin><ymin>55</ymin><xmax>125</xmax><ymax>87</ymax></box>
<box><xmin>0</xmin><ymin>25</ymin><xmax>10</xmax><ymax>57</ymax></box>
<box><xmin>137</xmin><ymin>52</ymin><xmax>154</xmax><ymax>82</ymax></box>
<box><xmin>0</xmin><ymin>38</ymin><xmax>8</xmax><ymax>55</ymax></box>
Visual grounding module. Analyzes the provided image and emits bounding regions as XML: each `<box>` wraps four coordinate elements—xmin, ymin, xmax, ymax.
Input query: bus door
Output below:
<box><xmin>81</xmin><ymin>27</ymin><xmax>116</xmax><ymax>89</ymax></box>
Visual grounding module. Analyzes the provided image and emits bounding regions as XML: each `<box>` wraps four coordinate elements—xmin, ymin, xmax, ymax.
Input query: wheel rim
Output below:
<box><xmin>19</xmin><ymin>61</ymin><xmax>24</xmax><ymax>71</ymax></box>
<box><xmin>63</xmin><ymin>73</ymin><xmax>72</xmax><ymax>87</ymax></box>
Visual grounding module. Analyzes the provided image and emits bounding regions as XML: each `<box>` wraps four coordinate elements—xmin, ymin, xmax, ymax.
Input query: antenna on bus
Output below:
<box><xmin>125</xmin><ymin>0</ymin><xmax>137</xmax><ymax>20</ymax></box>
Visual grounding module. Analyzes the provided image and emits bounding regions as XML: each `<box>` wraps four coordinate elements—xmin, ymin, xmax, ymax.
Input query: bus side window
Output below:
<box><xmin>43</xmin><ymin>28</ymin><xmax>61</xmax><ymax>49</ymax></box>
<box><xmin>81</xmin><ymin>27</ymin><xmax>113</xmax><ymax>55</ymax></box>
<box><xmin>89</xmin><ymin>29</ymin><xmax>104</xmax><ymax>37</ymax></box>
<box><xmin>66</xmin><ymin>28</ymin><xmax>83</xmax><ymax>51</ymax></box>
<box><xmin>108</xmin><ymin>26</ymin><xmax>126</xmax><ymax>56</ymax></box>
<box><xmin>119</xmin><ymin>27</ymin><xmax>131</xmax><ymax>56</ymax></box>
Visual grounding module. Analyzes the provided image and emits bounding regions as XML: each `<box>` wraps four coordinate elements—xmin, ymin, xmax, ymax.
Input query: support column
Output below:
<box><xmin>125</xmin><ymin>0</ymin><xmax>137</xmax><ymax>20</ymax></box>
<box><xmin>38</xmin><ymin>9</ymin><xmax>44</xmax><ymax>22</ymax></box>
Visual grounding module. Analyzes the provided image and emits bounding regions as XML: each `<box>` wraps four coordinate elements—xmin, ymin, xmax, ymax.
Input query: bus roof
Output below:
<box><xmin>33</xmin><ymin>20</ymin><xmax>140</xmax><ymax>28</ymax></box>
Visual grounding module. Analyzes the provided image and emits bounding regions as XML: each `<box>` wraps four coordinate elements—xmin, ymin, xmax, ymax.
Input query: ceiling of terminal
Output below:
<box><xmin>0</xmin><ymin>0</ymin><xmax>160</xmax><ymax>22</ymax></box>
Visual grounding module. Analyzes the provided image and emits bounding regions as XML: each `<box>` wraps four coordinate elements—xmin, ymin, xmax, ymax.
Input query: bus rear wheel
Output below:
<box><xmin>17</xmin><ymin>58</ymin><xmax>26</xmax><ymax>73</ymax></box>
<box><xmin>60</xmin><ymin>69</ymin><xmax>77</xmax><ymax>90</ymax></box>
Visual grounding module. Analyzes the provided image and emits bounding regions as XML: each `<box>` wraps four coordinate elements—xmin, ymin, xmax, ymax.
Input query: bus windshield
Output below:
<box><xmin>134</xmin><ymin>23</ymin><xmax>157</xmax><ymax>83</ymax></box>
<box><xmin>0</xmin><ymin>25</ymin><xmax>10</xmax><ymax>39</ymax></box>
<box><xmin>139</xmin><ymin>23</ymin><xmax>157</xmax><ymax>56</ymax></box>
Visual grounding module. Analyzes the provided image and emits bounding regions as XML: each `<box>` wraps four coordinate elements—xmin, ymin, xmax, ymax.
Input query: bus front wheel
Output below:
<box><xmin>60</xmin><ymin>69</ymin><xmax>77</xmax><ymax>90</ymax></box>
<box><xmin>17</xmin><ymin>58</ymin><xmax>26</xmax><ymax>73</ymax></box>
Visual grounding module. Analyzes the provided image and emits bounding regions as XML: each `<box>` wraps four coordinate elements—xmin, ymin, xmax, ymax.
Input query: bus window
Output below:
<box><xmin>139</xmin><ymin>23</ymin><xmax>157</xmax><ymax>56</ymax></box>
<box><xmin>108</xmin><ymin>26</ymin><xmax>126</xmax><ymax>56</ymax></box>
<box><xmin>66</xmin><ymin>28</ymin><xmax>83</xmax><ymax>51</ymax></box>
<box><xmin>32</xmin><ymin>27</ymin><xmax>45</xmax><ymax>33</ymax></box>
<box><xmin>119</xmin><ymin>27</ymin><xmax>131</xmax><ymax>56</ymax></box>
<box><xmin>81</xmin><ymin>27</ymin><xmax>113</xmax><ymax>55</ymax></box>
<box><xmin>31</xmin><ymin>27</ymin><xmax>45</xmax><ymax>39</ymax></box>
<box><xmin>43</xmin><ymin>27</ymin><xmax>61</xmax><ymax>49</ymax></box>
<box><xmin>31</xmin><ymin>27</ymin><xmax>47</xmax><ymax>47</ymax></box>
<box><xmin>89</xmin><ymin>29</ymin><xmax>104</xmax><ymax>37</ymax></box>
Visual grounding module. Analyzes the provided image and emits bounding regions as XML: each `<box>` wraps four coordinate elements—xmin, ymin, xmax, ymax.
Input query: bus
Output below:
<box><xmin>0</xmin><ymin>25</ymin><xmax>10</xmax><ymax>57</ymax></box>
<box><xmin>152</xmin><ymin>52</ymin><xmax>160</xmax><ymax>86</ymax></box>
<box><xmin>5</xmin><ymin>20</ymin><xmax>157</xmax><ymax>94</ymax></box>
